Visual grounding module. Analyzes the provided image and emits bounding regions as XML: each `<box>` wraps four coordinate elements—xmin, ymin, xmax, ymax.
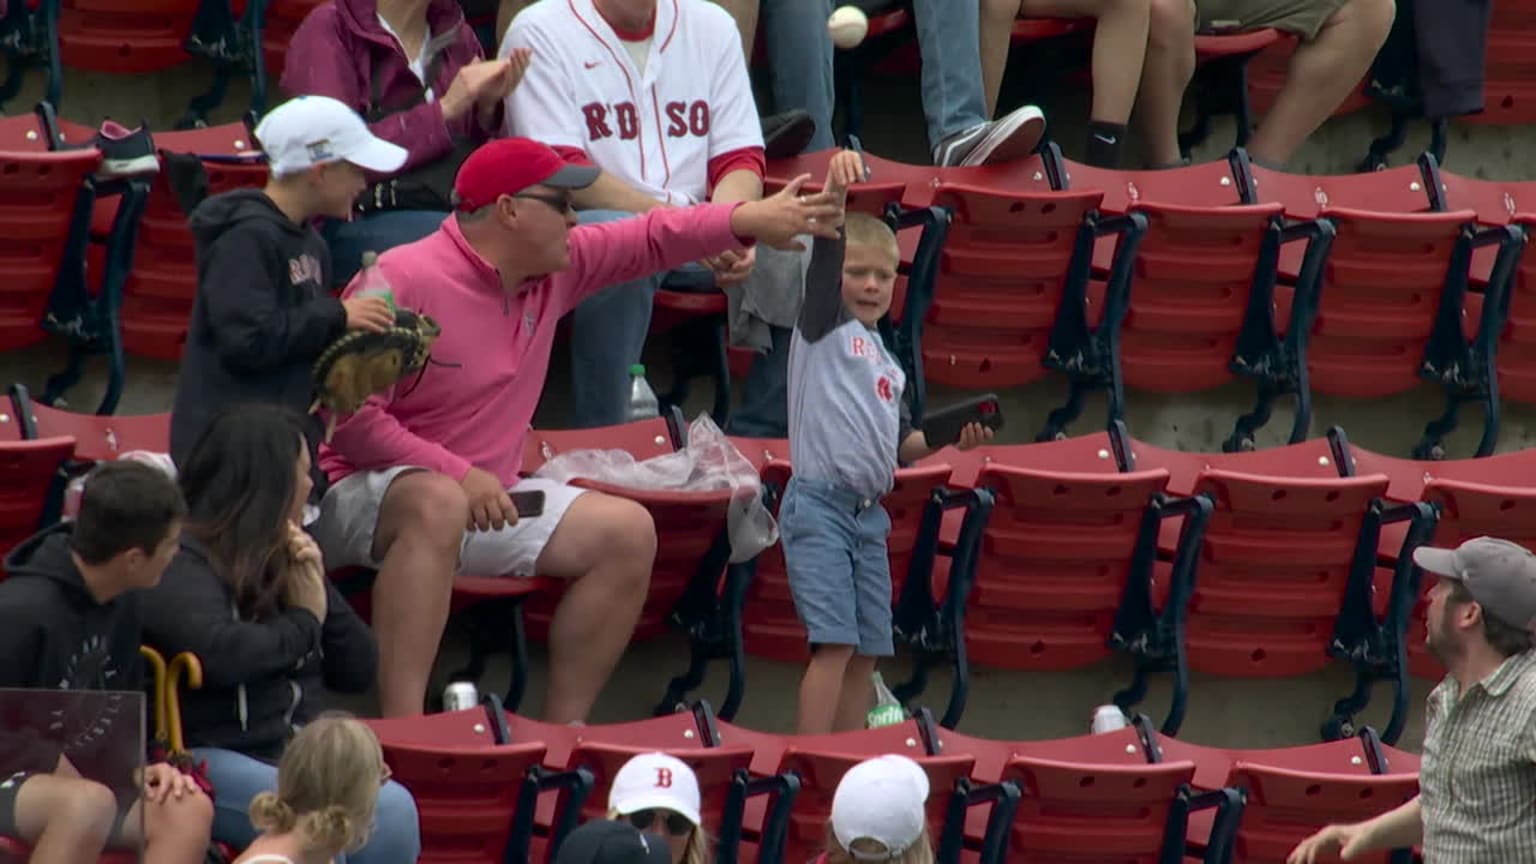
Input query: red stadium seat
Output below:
<box><xmin>0</xmin><ymin>147</ymin><xmax>99</xmax><ymax>353</ymax></box>
<box><xmin>56</xmin><ymin>0</ymin><xmax>197</xmax><ymax>74</ymax></box>
<box><xmin>1223</xmin><ymin>761</ymin><xmax>1418</xmax><ymax>864</ymax></box>
<box><xmin>0</xmin><ymin>437</ymin><xmax>77</xmax><ymax>574</ymax></box>
<box><xmin>21</xmin><ymin>401</ymin><xmax>169</xmax><ymax>461</ymax></box>
<box><xmin>1466</xmin><ymin>2</ymin><xmax>1536</xmax><ymax>126</ymax></box>
<box><xmin>1054</xmin><ymin>152</ymin><xmax>1330</xmax><ymax>447</ymax></box>
<box><xmin>117</xmin><ymin>124</ymin><xmax>265</xmax><ymax>362</ymax></box>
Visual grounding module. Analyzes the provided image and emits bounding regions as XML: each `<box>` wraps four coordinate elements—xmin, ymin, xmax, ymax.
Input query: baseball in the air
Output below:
<box><xmin>827</xmin><ymin>5</ymin><xmax>869</xmax><ymax>50</ymax></box>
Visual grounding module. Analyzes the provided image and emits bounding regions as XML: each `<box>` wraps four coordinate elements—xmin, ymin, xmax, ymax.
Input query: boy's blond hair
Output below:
<box><xmin>843</xmin><ymin>212</ymin><xmax>900</xmax><ymax>268</ymax></box>
<box><xmin>248</xmin><ymin>713</ymin><xmax>385</xmax><ymax>855</ymax></box>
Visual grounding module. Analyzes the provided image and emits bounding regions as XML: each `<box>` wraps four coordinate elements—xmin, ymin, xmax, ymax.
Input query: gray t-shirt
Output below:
<box><xmin>786</xmin><ymin>230</ymin><xmax>912</xmax><ymax>500</ymax></box>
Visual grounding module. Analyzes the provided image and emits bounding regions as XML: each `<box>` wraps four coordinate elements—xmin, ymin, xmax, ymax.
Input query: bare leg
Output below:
<box><xmin>495</xmin><ymin>0</ymin><xmax>538</xmax><ymax>48</ymax></box>
<box><xmin>1020</xmin><ymin>0</ymin><xmax>1150</xmax><ymax>125</ymax></box>
<box><xmin>120</xmin><ymin>790</ymin><xmax>214</xmax><ymax>864</ymax></box>
<box><xmin>9</xmin><ymin>775</ymin><xmax>116</xmax><ymax>864</ymax></box>
<box><xmin>1136</xmin><ymin>0</ymin><xmax>1196</xmax><ymax>166</ymax></box>
<box><xmin>796</xmin><ymin>645</ymin><xmax>854</xmax><ymax>734</ymax></box>
<box><xmin>979</xmin><ymin>0</ymin><xmax>1022</xmax><ymax>119</ymax></box>
<box><xmin>1245</xmin><ymin>0</ymin><xmax>1394</xmax><ymax>166</ymax></box>
<box><xmin>833</xmin><ymin>654</ymin><xmax>878</xmax><ymax>732</ymax></box>
<box><xmin>712</xmin><ymin>0</ymin><xmax>761</xmax><ymax>60</ymax></box>
<box><xmin>533</xmin><ymin>492</ymin><xmax>655</xmax><ymax>723</ymax></box>
<box><xmin>370</xmin><ymin>472</ymin><xmax>470</xmax><ymax>717</ymax></box>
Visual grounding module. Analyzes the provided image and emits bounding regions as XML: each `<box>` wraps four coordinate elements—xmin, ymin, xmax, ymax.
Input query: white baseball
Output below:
<box><xmin>827</xmin><ymin>5</ymin><xmax>869</xmax><ymax>50</ymax></box>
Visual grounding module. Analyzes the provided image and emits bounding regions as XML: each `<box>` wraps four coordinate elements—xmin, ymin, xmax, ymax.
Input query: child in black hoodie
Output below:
<box><xmin>168</xmin><ymin>94</ymin><xmax>408</xmax><ymax>467</ymax></box>
<box><xmin>0</xmin><ymin>461</ymin><xmax>213</xmax><ymax>864</ymax></box>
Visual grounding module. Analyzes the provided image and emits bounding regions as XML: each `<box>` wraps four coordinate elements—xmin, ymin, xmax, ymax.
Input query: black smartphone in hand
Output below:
<box><xmin>922</xmin><ymin>394</ymin><xmax>1004</xmax><ymax>448</ymax></box>
<box><xmin>510</xmin><ymin>489</ymin><xmax>545</xmax><ymax>519</ymax></box>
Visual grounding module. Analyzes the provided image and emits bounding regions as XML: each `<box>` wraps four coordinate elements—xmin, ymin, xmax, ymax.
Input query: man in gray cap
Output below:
<box><xmin>1289</xmin><ymin>536</ymin><xmax>1536</xmax><ymax>864</ymax></box>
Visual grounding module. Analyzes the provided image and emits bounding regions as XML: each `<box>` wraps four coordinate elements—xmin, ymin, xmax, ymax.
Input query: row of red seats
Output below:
<box><xmin>760</xmin><ymin>145</ymin><xmax>1529</xmax><ymax>460</ymax></box>
<box><xmin>363</xmin><ymin>697</ymin><xmax>1421</xmax><ymax>864</ymax></box>
<box><xmin>0</xmin><ymin>383</ymin><xmax>1499</xmax><ymax>750</ymax></box>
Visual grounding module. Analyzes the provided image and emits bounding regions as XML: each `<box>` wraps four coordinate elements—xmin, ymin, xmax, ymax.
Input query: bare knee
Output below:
<box><xmin>49</xmin><ymin>778</ymin><xmax>116</xmax><ymax>842</ymax></box>
<box><xmin>1324</xmin><ymin>0</ymin><xmax>1394</xmax><ymax>46</ymax></box>
<box><xmin>598</xmin><ymin>497</ymin><xmax>656</xmax><ymax>583</ymax></box>
<box><xmin>1148</xmin><ymin>0</ymin><xmax>1195</xmax><ymax>49</ymax></box>
<box><xmin>981</xmin><ymin>0</ymin><xmax>1022</xmax><ymax>24</ymax></box>
<box><xmin>145</xmin><ymin>788</ymin><xmax>213</xmax><ymax>841</ymax></box>
<box><xmin>376</xmin><ymin>472</ymin><xmax>469</xmax><ymax>562</ymax></box>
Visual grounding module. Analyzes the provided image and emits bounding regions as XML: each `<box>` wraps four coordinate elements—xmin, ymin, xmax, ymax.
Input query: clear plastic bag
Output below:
<box><xmin>62</xmin><ymin>451</ymin><xmax>177</xmax><ymax>519</ymax></box>
<box><xmin>532</xmin><ymin>414</ymin><xmax>778</xmax><ymax>563</ymax></box>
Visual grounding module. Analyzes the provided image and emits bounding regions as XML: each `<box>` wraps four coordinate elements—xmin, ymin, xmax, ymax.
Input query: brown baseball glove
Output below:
<box><xmin>310</xmin><ymin>307</ymin><xmax>441</xmax><ymax>438</ymax></box>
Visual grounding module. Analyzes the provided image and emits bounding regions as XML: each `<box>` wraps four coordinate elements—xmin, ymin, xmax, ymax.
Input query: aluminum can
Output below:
<box><xmin>1091</xmin><ymin>704</ymin><xmax>1129</xmax><ymax>734</ymax></box>
<box><xmin>443</xmin><ymin>682</ymin><xmax>480</xmax><ymax>712</ymax></box>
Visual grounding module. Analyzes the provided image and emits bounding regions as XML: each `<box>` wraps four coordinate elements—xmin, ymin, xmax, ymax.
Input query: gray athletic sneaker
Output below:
<box><xmin>932</xmin><ymin>104</ymin><xmax>1047</xmax><ymax>168</ymax></box>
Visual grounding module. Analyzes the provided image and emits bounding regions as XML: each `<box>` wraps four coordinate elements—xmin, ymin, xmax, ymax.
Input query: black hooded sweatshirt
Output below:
<box><xmin>168</xmin><ymin>189</ymin><xmax>347</xmax><ymax>466</ymax></box>
<box><xmin>138</xmin><ymin>538</ymin><xmax>377</xmax><ymax>762</ymax></box>
<box><xmin>0</xmin><ymin>525</ymin><xmax>147</xmax><ymax>783</ymax></box>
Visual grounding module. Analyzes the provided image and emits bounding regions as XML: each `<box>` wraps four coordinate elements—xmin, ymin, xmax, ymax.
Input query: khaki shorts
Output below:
<box><xmin>313</xmin><ymin>468</ymin><xmax>587</xmax><ymax>578</ymax></box>
<box><xmin>1195</xmin><ymin>0</ymin><xmax>1349</xmax><ymax>40</ymax></box>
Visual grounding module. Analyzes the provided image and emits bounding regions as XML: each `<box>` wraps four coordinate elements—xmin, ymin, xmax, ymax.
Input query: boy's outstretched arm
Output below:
<box><xmin>798</xmin><ymin>150</ymin><xmax>863</xmax><ymax>343</ymax></box>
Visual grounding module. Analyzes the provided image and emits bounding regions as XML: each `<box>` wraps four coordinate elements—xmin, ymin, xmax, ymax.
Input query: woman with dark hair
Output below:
<box><xmin>139</xmin><ymin>404</ymin><xmax>419</xmax><ymax>864</ymax></box>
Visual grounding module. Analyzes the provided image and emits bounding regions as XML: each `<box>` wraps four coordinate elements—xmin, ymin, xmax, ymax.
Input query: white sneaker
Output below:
<box><xmin>932</xmin><ymin>104</ymin><xmax>1047</xmax><ymax>168</ymax></box>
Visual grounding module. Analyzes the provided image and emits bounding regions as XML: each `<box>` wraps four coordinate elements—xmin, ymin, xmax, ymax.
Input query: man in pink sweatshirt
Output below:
<box><xmin>313</xmin><ymin>136</ymin><xmax>840</xmax><ymax>720</ymax></box>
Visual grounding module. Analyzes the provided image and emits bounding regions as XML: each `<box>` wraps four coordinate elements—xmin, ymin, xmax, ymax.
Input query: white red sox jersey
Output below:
<box><xmin>500</xmin><ymin>0</ymin><xmax>764</xmax><ymax>206</ymax></box>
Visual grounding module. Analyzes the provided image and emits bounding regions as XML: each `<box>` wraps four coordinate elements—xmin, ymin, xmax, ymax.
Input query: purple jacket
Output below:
<box><xmin>280</xmin><ymin>0</ymin><xmax>500</xmax><ymax>174</ymax></box>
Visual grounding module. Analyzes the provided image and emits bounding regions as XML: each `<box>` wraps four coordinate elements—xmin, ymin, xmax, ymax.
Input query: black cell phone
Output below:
<box><xmin>510</xmin><ymin>490</ymin><xmax>545</xmax><ymax>518</ymax></box>
<box><xmin>922</xmin><ymin>394</ymin><xmax>1004</xmax><ymax>448</ymax></box>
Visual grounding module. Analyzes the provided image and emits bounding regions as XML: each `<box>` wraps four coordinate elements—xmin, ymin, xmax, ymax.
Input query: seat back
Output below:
<box><xmin>966</xmin><ymin>463</ymin><xmax>1170</xmax><ymax>670</ymax></box>
<box><xmin>1249</xmin><ymin>164</ymin><xmax>1434</xmax><ymax>220</ymax></box>
<box><xmin>25</xmin><ymin>402</ymin><xmax>170</xmax><ymax>461</ymax></box>
<box><xmin>379</xmin><ymin>739</ymin><xmax>549</xmax><ymax>864</ymax></box>
<box><xmin>914</xmin><ymin>184</ymin><xmax>1101</xmax><ymax>389</ymax></box>
<box><xmin>57</xmin><ymin>0</ymin><xmax>199</xmax><ymax>73</ymax></box>
<box><xmin>520</xmin><ymin>417</ymin><xmax>677</xmax><ymax>474</ymax></box>
<box><xmin>565</xmin><ymin>743</ymin><xmax>754</xmax><ymax>832</ymax></box>
<box><xmin>1228</xmin><ymin>762</ymin><xmax>1418</xmax><ymax>864</ymax></box>
<box><xmin>777</xmin><ymin>749</ymin><xmax>974</xmax><ymax>864</ymax></box>
<box><xmin>742</xmin><ymin>462</ymin><xmax>953</xmax><ymax>662</ymax></box>
<box><xmin>121</xmin><ymin>126</ymin><xmax>265</xmax><ymax>361</ymax></box>
<box><xmin>1183</xmin><ymin>468</ymin><xmax>1388</xmax><ymax>677</ymax></box>
<box><xmin>1125</xmin><ymin>436</ymin><xmax>1345</xmax><ymax>498</ymax></box>
<box><xmin>0</xmin><ymin>150</ymin><xmax>100</xmax><ymax>351</ymax></box>
<box><xmin>0</xmin><ymin>438</ymin><xmax>76</xmax><ymax>570</ymax></box>
<box><xmin>1004</xmin><ymin>756</ymin><xmax>1196</xmax><ymax>864</ymax></box>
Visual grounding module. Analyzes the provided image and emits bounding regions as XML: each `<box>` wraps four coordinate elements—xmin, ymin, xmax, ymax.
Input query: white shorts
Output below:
<box><xmin>312</xmin><ymin>467</ymin><xmax>587</xmax><ymax>578</ymax></box>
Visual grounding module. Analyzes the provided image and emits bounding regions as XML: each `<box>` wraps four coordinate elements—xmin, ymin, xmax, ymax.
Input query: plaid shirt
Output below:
<box><xmin>1420</xmin><ymin>649</ymin><xmax>1536</xmax><ymax>863</ymax></box>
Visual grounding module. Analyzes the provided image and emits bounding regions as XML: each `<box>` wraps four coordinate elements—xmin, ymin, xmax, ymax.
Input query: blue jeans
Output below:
<box><xmin>324</xmin><ymin>209</ymin><xmax>449</xmax><ymax>287</ymax></box>
<box><xmin>192</xmin><ymin>747</ymin><xmax>420</xmax><ymax>864</ymax></box>
<box><xmin>780</xmin><ymin>475</ymin><xmax>895</xmax><ymax>655</ymax></box>
<box><xmin>763</xmin><ymin>0</ymin><xmax>987</xmax><ymax>152</ymax></box>
<box><xmin>762</xmin><ymin>0</ymin><xmax>836</xmax><ymax>152</ymax></box>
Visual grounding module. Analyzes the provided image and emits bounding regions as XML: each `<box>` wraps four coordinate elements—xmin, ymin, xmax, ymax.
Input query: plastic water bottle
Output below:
<box><xmin>865</xmin><ymin>671</ymin><xmax>907</xmax><ymax>729</ymax></box>
<box><xmin>354</xmin><ymin>250</ymin><xmax>396</xmax><ymax>311</ymax></box>
<box><xmin>627</xmin><ymin>363</ymin><xmax>660</xmax><ymax>420</ymax></box>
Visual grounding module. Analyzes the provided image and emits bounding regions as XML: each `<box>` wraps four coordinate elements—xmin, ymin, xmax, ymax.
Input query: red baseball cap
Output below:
<box><xmin>452</xmin><ymin>138</ymin><xmax>600</xmax><ymax>212</ymax></box>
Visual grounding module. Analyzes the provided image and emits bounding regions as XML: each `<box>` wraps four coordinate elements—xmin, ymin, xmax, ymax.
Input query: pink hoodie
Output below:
<box><xmin>318</xmin><ymin>205</ymin><xmax>746</xmax><ymax>486</ymax></box>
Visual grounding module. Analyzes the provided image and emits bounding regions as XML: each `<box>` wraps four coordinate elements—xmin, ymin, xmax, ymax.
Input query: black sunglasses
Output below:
<box><xmin>627</xmin><ymin>809</ymin><xmax>693</xmax><ymax>837</ymax></box>
<box><xmin>513</xmin><ymin>191</ymin><xmax>574</xmax><ymax>215</ymax></box>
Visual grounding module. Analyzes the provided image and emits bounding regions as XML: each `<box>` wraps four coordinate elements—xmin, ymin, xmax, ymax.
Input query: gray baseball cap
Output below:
<box><xmin>1414</xmin><ymin>537</ymin><xmax>1536</xmax><ymax>632</ymax></box>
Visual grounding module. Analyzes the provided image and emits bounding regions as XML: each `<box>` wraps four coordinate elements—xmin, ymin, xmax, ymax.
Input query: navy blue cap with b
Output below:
<box><xmin>555</xmin><ymin>820</ymin><xmax>672</xmax><ymax>864</ymax></box>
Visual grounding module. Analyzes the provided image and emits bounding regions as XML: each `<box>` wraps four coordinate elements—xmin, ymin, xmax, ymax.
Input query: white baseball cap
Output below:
<box><xmin>254</xmin><ymin>95</ymin><xmax>409</xmax><ymax>178</ymax></box>
<box><xmin>607</xmin><ymin>752</ymin><xmax>701</xmax><ymax>828</ymax></box>
<box><xmin>831</xmin><ymin>755</ymin><xmax>931</xmax><ymax>861</ymax></box>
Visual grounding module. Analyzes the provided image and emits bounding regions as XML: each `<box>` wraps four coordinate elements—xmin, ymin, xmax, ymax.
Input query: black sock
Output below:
<box><xmin>1085</xmin><ymin>121</ymin><xmax>1127</xmax><ymax>169</ymax></box>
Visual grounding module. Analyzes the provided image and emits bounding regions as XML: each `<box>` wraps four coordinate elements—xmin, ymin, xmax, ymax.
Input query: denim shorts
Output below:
<box><xmin>779</xmin><ymin>475</ymin><xmax>895</xmax><ymax>656</ymax></box>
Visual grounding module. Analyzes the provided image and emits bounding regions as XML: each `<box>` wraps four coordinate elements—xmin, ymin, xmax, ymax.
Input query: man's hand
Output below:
<box><xmin>462</xmin><ymin>467</ymin><xmax>517</xmax><ymax>532</ymax></box>
<box><xmin>441</xmin><ymin>58</ymin><xmax>516</xmax><ymax>120</ymax></box>
<box><xmin>702</xmin><ymin>247</ymin><xmax>757</xmax><ymax>287</ymax></box>
<box><xmin>729</xmin><ymin>174</ymin><xmax>843</xmax><ymax>251</ymax></box>
<box><xmin>343</xmin><ymin>296</ymin><xmax>394</xmax><ymax>333</ymax></box>
<box><xmin>141</xmin><ymin>763</ymin><xmax>198</xmax><ymax>805</ymax></box>
<box><xmin>1287</xmin><ymin>823</ymin><xmax>1370</xmax><ymax>863</ymax></box>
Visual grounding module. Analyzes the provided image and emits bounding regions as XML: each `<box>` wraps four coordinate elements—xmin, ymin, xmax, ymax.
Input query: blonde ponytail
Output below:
<box><xmin>297</xmin><ymin>804</ymin><xmax>362</xmax><ymax>854</ymax></box>
<box><xmin>248</xmin><ymin>791</ymin><xmax>297</xmax><ymax>834</ymax></box>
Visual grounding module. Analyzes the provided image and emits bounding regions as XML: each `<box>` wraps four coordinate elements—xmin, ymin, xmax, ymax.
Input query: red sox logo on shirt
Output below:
<box><xmin>876</xmin><ymin>376</ymin><xmax>894</xmax><ymax>402</ymax></box>
<box><xmin>655</xmin><ymin>767</ymin><xmax>673</xmax><ymax>788</ymax></box>
<box><xmin>288</xmin><ymin>254</ymin><xmax>322</xmax><ymax>287</ymax></box>
<box><xmin>848</xmin><ymin>335</ymin><xmax>881</xmax><ymax>361</ymax></box>
<box><xmin>583</xmin><ymin>101</ymin><xmax>711</xmax><ymax>142</ymax></box>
